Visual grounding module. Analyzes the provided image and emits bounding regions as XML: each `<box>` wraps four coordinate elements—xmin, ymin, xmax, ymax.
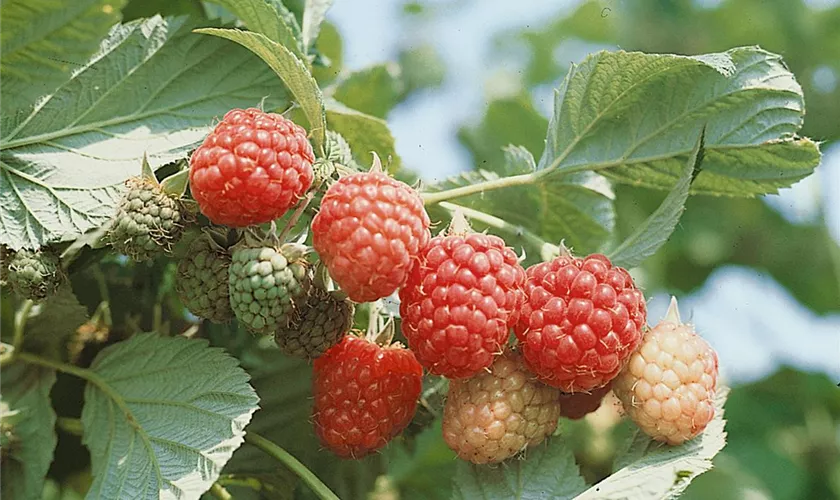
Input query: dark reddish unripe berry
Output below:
<box><xmin>514</xmin><ymin>253</ymin><xmax>646</xmax><ymax>392</ymax></box>
<box><xmin>558</xmin><ymin>383</ymin><xmax>612</xmax><ymax>420</ymax></box>
<box><xmin>400</xmin><ymin>233</ymin><xmax>526</xmax><ymax>378</ymax></box>
<box><xmin>313</xmin><ymin>335</ymin><xmax>423</xmax><ymax>458</ymax></box>
<box><xmin>311</xmin><ymin>172</ymin><xmax>430</xmax><ymax>303</ymax></box>
<box><xmin>189</xmin><ymin>108</ymin><xmax>314</xmax><ymax>227</ymax></box>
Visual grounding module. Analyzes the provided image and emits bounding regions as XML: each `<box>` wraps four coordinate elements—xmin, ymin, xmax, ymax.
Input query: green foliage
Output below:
<box><xmin>609</xmin><ymin>128</ymin><xmax>704</xmax><ymax>269</ymax></box>
<box><xmin>0</xmin><ymin>364</ymin><xmax>57</xmax><ymax>500</ymax></box>
<box><xmin>451</xmin><ymin>437</ymin><xmax>587</xmax><ymax>500</ymax></box>
<box><xmin>205</xmin><ymin>0</ymin><xmax>305</xmax><ymax>59</ymax></box>
<box><xmin>333</xmin><ymin>64</ymin><xmax>403</xmax><ymax>119</ymax></box>
<box><xmin>539</xmin><ymin>47</ymin><xmax>818</xmax><ymax>196</ymax></box>
<box><xmin>0</xmin><ymin>15</ymin><xmax>286</xmax><ymax>251</ymax></box>
<box><xmin>325</xmin><ymin>100</ymin><xmax>400</xmax><ymax>169</ymax></box>
<box><xmin>195</xmin><ymin>27</ymin><xmax>327</xmax><ymax>153</ymax></box>
<box><xmin>0</xmin><ymin>0</ymin><xmax>125</xmax><ymax>112</ymax></box>
<box><xmin>81</xmin><ymin>333</ymin><xmax>258</xmax><ymax>499</ymax></box>
<box><xmin>301</xmin><ymin>0</ymin><xmax>334</xmax><ymax>52</ymax></box>
<box><xmin>579</xmin><ymin>389</ymin><xmax>729</xmax><ymax>499</ymax></box>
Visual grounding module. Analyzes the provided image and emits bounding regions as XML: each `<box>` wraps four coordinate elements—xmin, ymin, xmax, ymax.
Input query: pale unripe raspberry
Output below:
<box><xmin>442</xmin><ymin>351</ymin><xmax>561</xmax><ymax>464</ymax></box>
<box><xmin>613</xmin><ymin>297</ymin><xmax>718</xmax><ymax>445</ymax></box>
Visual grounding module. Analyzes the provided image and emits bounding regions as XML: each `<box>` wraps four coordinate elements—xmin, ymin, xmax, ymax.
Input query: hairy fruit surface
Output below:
<box><xmin>400</xmin><ymin>233</ymin><xmax>526</xmax><ymax>378</ymax></box>
<box><xmin>442</xmin><ymin>351</ymin><xmax>561</xmax><ymax>464</ymax></box>
<box><xmin>313</xmin><ymin>335</ymin><xmax>423</xmax><ymax>459</ymax></box>
<box><xmin>189</xmin><ymin>108</ymin><xmax>314</xmax><ymax>227</ymax></box>
<box><xmin>514</xmin><ymin>253</ymin><xmax>646</xmax><ymax>392</ymax></box>
<box><xmin>109</xmin><ymin>177</ymin><xmax>184</xmax><ymax>261</ymax></box>
<box><xmin>176</xmin><ymin>236</ymin><xmax>233</xmax><ymax>323</ymax></box>
<box><xmin>229</xmin><ymin>243</ymin><xmax>309</xmax><ymax>335</ymax></box>
<box><xmin>311</xmin><ymin>171</ymin><xmax>430</xmax><ymax>303</ymax></box>
<box><xmin>6</xmin><ymin>249</ymin><xmax>62</xmax><ymax>301</ymax></box>
<box><xmin>613</xmin><ymin>299</ymin><xmax>718</xmax><ymax>445</ymax></box>
<box><xmin>275</xmin><ymin>286</ymin><xmax>354</xmax><ymax>360</ymax></box>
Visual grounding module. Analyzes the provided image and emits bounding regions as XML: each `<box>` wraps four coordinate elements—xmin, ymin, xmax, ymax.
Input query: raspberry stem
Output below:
<box><xmin>421</xmin><ymin>172</ymin><xmax>537</xmax><ymax>205</ymax></box>
<box><xmin>277</xmin><ymin>191</ymin><xmax>315</xmax><ymax>243</ymax></box>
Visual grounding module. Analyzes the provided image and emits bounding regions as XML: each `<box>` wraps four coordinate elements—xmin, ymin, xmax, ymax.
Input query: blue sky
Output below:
<box><xmin>327</xmin><ymin>0</ymin><xmax>840</xmax><ymax>385</ymax></box>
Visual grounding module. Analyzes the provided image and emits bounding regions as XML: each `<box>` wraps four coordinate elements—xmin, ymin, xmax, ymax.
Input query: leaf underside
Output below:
<box><xmin>81</xmin><ymin>333</ymin><xmax>259</xmax><ymax>500</ymax></box>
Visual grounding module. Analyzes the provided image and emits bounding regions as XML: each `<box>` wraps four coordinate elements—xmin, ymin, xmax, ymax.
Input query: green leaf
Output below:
<box><xmin>332</xmin><ymin>63</ymin><xmax>403</xmax><ymax>118</ymax></box>
<box><xmin>578</xmin><ymin>388</ymin><xmax>729</xmax><ymax>499</ymax></box>
<box><xmin>302</xmin><ymin>0</ymin><xmax>334</xmax><ymax>51</ymax></box>
<box><xmin>20</xmin><ymin>285</ymin><xmax>90</xmax><ymax>361</ymax></box>
<box><xmin>195</xmin><ymin>27</ymin><xmax>327</xmax><ymax>154</ymax></box>
<box><xmin>0</xmin><ymin>363</ymin><xmax>58</xmax><ymax>500</ymax></box>
<box><xmin>0</xmin><ymin>0</ymin><xmax>124</xmax><ymax>116</ymax></box>
<box><xmin>429</xmin><ymin>146</ymin><xmax>614</xmax><ymax>258</ymax></box>
<box><xmin>608</xmin><ymin>127</ymin><xmax>704</xmax><ymax>268</ymax></box>
<box><xmin>385</xmin><ymin>420</ymin><xmax>457</xmax><ymax>499</ymax></box>
<box><xmin>204</xmin><ymin>0</ymin><xmax>305</xmax><ymax>59</ymax></box>
<box><xmin>0</xmin><ymin>16</ymin><xmax>287</xmax><ymax>251</ymax></box>
<box><xmin>539</xmin><ymin>47</ymin><xmax>820</xmax><ymax>196</ymax></box>
<box><xmin>451</xmin><ymin>437</ymin><xmax>587</xmax><ymax>500</ymax></box>
<box><xmin>325</xmin><ymin>99</ymin><xmax>400</xmax><ymax>170</ymax></box>
<box><xmin>80</xmin><ymin>333</ymin><xmax>259</xmax><ymax>500</ymax></box>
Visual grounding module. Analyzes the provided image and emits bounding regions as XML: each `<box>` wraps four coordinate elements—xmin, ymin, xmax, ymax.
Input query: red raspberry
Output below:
<box><xmin>313</xmin><ymin>335</ymin><xmax>423</xmax><ymax>458</ymax></box>
<box><xmin>399</xmin><ymin>233</ymin><xmax>526</xmax><ymax>378</ymax></box>
<box><xmin>189</xmin><ymin>108</ymin><xmax>314</xmax><ymax>227</ymax></box>
<box><xmin>613</xmin><ymin>297</ymin><xmax>719</xmax><ymax>445</ymax></box>
<box><xmin>558</xmin><ymin>383</ymin><xmax>613</xmax><ymax>420</ymax></box>
<box><xmin>514</xmin><ymin>253</ymin><xmax>646</xmax><ymax>392</ymax></box>
<box><xmin>311</xmin><ymin>171</ymin><xmax>430</xmax><ymax>302</ymax></box>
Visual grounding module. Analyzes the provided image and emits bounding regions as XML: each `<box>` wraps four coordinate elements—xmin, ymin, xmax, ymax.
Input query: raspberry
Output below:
<box><xmin>558</xmin><ymin>383</ymin><xmax>612</xmax><ymax>420</ymax></box>
<box><xmin>311</xmin><ymin>159</ymin><xmax>430</xmax><ymax>303</ymax></box>
<box><xmin>109</xmin><ymin>176</ymin><xmax>184</xmax><ymax>261</ymax></box>
<box><xmin>176</xmin><ymin>236</ymin><xmax>233</xmax><ymax>323</ymax></box>
<box><xmin>442</xmin><ymin>351</ymin><xmax>561</xmax><ymax>464</ymax></box>
<box><xmin>229</xmin><ymin>243</ymin><xmax>309</xmax><ymax>335</ymax></box>
<box><xmin>189</xmin><ymin>108</ymin><xmax>315</xmax><ymax>227</ymax></box>
<box><xmin>399</xmin><ymin>232</ymin><xmax>526</xmax><ymax>378</ymax></box>
<box><xmin>613</xmin><ymin>297</ymin><xmax>718</xmax><ymax>445</ymax></box>
<box><xmin>313</xmin><ymin>334</ymin><xmax>422</xmax><ymax>458</ymax></box>
<box><xmin>275</xmin><ymin>286</ymin><xmax>354</xmax><ymax>360</ymax></box>
<box><xmin>514</xmin><ymin>253</ymin><xmax>646</xmax><ymax>392</ymax></box>
<box><xmin>6</xmin><ymin>249</ymin><xmax>63</xmax><ymax>301</ymax></box>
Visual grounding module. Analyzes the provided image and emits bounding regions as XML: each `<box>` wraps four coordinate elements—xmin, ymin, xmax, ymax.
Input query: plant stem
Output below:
<box><xmin>208</xmin><ymin>483</ymin><xmax>233</xmax><ymax>500</ymax></box>
<box><xmin>277</xmin><ymin>191</ymin><xmax>315</xmax><ymax>243</ymax></box>
<box><xmin>245</xmin><ymin>432</ymin><xmax>339</xmax><ymax>500</ymax></box>
<box><xmin>421</xmin><ymin>172</ymin><xmax>536</xmax><ymax>205</ymax></box>
<box><xmin>57</xmin><ymin>417</ymin><xmax>84</xmax><ymax>436</ymax></box>
<box><xmin>0</xmin><ymin>300</ymin><xmax>35</xmax><ymax>367</ymax></box>
<box><xmin>14</xmin><ymin>351</ymin><xmax>136</xmax><ymax>424</ymax></box>
<box><xmin>438</xmin><ymin>202</ymin><xmax>560</xmax><ymax>261</ymax></box>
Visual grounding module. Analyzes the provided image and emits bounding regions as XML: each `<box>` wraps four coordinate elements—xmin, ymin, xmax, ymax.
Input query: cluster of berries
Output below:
<box><xmin>2</xmin><ymin>108</ymin><xmax>719</xmax><ymax>464</ymax></box>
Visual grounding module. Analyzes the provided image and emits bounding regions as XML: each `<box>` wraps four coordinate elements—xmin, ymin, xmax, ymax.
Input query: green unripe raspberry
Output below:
<box><xmin>176</xmin><ymin>236</ymin><xmax>233</xmax><ymax>323</ymax></box>
<box><xmin>109</xmin><ymin>177</ymin><xmax>184</xmax><ymax>261</ymax></box>
<box><xmin>275</xmin><ymin>286</ymin><xmax>354</xmax><ymax>360</ymax></box>
<box><xmin>229</xmin><ymin>243</ymin><xmax>310</xmax><ymax>335</ymax></box>
<box><xmin>7</xmin><ymin>249</ymin><xmax>62</xmax><ymax>301</ymax></box>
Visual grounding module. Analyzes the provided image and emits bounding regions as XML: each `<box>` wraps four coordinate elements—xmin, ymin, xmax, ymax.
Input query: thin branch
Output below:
<box><xmin>421</xmin><ymin>172</ymin><xmax>536</xmax><ymax>206</ymax></box>
<box><xmin>0</xmin><ymin>299</ymin><xmax>34</xmax><ymax>367</ymax></box>
<box><xmin>208</xmin><ymin>483</ymin><xmax>233</xmax><ymax>500</ymax></box>
<box><xmin>245</xmin><ymin>432</ymin><xmax>340</xmax><ymax>500</ymax></box>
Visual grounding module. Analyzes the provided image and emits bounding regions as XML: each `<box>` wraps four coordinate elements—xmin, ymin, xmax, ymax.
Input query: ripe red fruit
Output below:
<box><xmin>311</xmin><ymin>170</ymin><xmax>430</xmax><ymax>303</ymax></box>
<box><xmin>313</xmin><ymin>335</ymin><xmax>423</xmax><ymax>458</ymax></box>
<box><xmin>400</xmin><ymin>233</ymin><xmax>526</xmax><ymax>378</ymax></box>
<box><xmin>189</xmin><ymin>108</ymin><xmax>314</xmax><ymax>227</ymax></box>
<box><xmin>514</xmin><ymin>253</ymin><xmax>646</xmax><ymax>392</ymax></box>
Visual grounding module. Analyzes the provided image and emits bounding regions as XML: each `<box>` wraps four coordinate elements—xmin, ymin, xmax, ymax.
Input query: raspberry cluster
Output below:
<box><xmin>32</xmin><ymin>106</ymin><xmax>719</xmax><ymax>466</ymax></box>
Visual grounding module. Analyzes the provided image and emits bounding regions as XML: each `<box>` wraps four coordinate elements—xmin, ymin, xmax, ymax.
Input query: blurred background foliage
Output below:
<box><xmin>8</xmin><ymin>0</ymin><xmax>839</xmax><ymax>499</ymax></box>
